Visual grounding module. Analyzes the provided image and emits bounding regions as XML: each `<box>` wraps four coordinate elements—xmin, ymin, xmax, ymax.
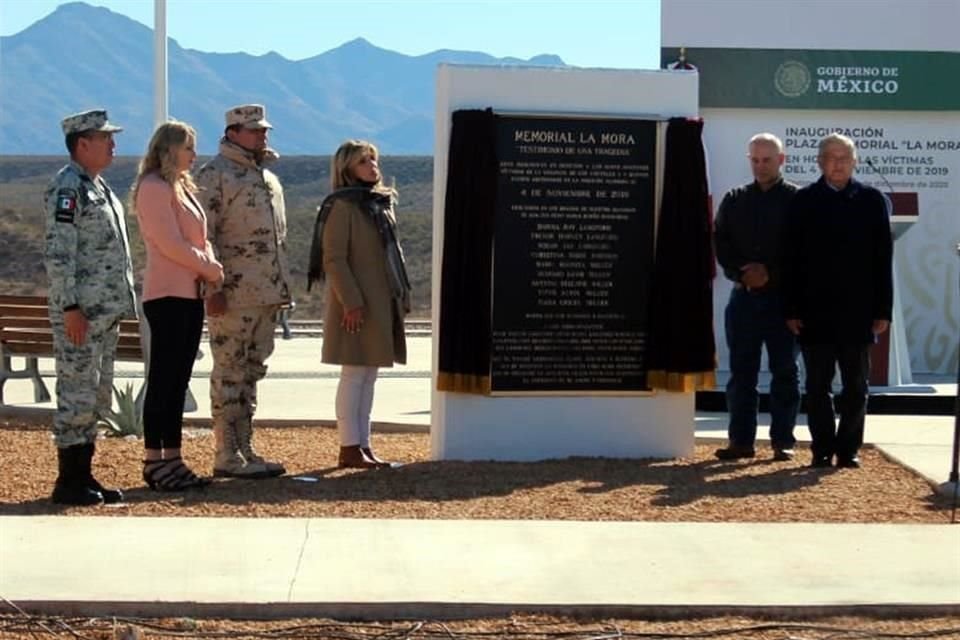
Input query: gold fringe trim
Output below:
<box><xmin>436</xmin><ymin>372</ymin><xmax>491</xmax><ymax>395</ymax></box>
<box><xmin>646</xmin><ymin>369</ymin><xmax>716</xmax><ymax>392</ymax></box>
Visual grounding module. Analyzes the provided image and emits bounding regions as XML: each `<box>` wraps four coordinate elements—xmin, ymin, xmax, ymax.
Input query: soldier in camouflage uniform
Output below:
<box><xmin>43</xmin><ymin>109</ymin><xmax>137</xmax><ymax>506</ymax></box>
<box><xmin>194</xmin><ymin>104</ymin><xmax>292</xmax><ymax>478</ymax></box>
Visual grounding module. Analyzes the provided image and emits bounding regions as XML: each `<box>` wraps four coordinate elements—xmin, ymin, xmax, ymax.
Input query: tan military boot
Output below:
<box><xmin>241</xmin><ymin>451</ymin><xmax>286</xmax><ymax>477</ymax></box>
<box><xmin>212</xmin><ymin>422</ymin><xmax>236</xmax><ymax>466</ymax></box>
<box><xmin>212</xmin><ymin>422</ymin><xmax>269</xmax><ymax>479</ymax></box>
<box><xmin>236</xmin><ymin>419</ymin><xmax>285</xmax><ymax>477</ymax></box>
<box><xmin>213</xmin><ymin>450</ymin><xmax>277</xmax><ymax>479</ymax></box>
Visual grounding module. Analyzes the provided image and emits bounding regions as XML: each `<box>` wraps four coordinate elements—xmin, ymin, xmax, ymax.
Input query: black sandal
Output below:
<box><xmin>142</xmin><ymin>458</ymin><xmax>210</xmax><ymax>491</ymax></box>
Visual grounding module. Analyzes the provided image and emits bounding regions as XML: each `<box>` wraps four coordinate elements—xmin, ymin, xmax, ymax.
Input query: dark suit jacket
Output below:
<box><xmin>781</xmin><ymin>177</ymin><xmax>893</xmax><ymax>345</ymax></box>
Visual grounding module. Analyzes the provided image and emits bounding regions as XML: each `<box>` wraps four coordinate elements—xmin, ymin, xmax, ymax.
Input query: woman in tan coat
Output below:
<box><xmin>309</xmin><ymin>140</ymin><xmax>410</xmax><ymax>468</ymax></box>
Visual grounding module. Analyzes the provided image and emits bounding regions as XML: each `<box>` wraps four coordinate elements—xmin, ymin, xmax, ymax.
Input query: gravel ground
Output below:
<box><xmin>0</xmin><ymin>420</ymin><xmax>954</xmax><ymax>521</ymax></box>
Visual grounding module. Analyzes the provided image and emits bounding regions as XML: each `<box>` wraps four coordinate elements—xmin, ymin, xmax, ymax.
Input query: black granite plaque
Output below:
<box><xmin>490</xmin><ymin>116</ymin><xmax>657</xmax><ymax>393</ymax></box>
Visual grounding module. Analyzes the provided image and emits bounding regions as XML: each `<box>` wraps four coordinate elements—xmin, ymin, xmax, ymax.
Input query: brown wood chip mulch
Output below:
<box><xmin>1</xmin><ymin>420</ymin><xmax>953</xmax><ymax>522</ymax></box>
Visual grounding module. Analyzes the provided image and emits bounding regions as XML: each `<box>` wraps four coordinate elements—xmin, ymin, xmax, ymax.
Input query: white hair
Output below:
<box><xmin>818</xmin><ymin>132</ymin><xmax>857</xmax><ymax>160</ymax></box>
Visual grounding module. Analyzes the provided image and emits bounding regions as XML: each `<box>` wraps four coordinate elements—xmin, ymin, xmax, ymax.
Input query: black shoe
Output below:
<box><xmin>772</xmin><ymin>447</ymin><xmax>796</xmax><ymax>461</ymax></box>
<box><xmin>836</xmin><ymin>456</ymin><xmax>861</xmax><ymax>469</ymax></box>
<box><xmin>87</xmin><ymin>477</ymin><xmax>124</xmax><ymax>504</ymax></box>
<box><xmin>809</xmin><ymin>455</ymin><xmax>833</xmax><ymax>468</ymax></box>
<box><xmin>80</xmin><ymin>443</ymin><xmax>124</xmax><ymax>504</ymax></box>
<box><xmin>52</xmin><ymin>445</ymin><xmax>104</xmax><ymax>506</ymax></box>
<box><xmin>714</xmin><ymin>445</ymin><xmax>756</xmax><ymax>460</ymax></box>
<box><xmin>52</xmin><ymin>481</ymin><xmax>104</xmax><ymax>506</ymax></box>
<box><xmin>143</xmin><ymin>457</ymin><xmax>211</xmax><ymax>491</ymax></box>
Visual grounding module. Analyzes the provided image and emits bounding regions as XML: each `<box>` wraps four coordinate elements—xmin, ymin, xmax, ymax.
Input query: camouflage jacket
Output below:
<box><xmin>42</xmin><ymin>161</ymin><xmax>136</xmax><ymax>318</ymax></box>
<box><xmin>194</xmin><ymin>139</ymin><xmax>291</xmax><ymax>308</ymax></box>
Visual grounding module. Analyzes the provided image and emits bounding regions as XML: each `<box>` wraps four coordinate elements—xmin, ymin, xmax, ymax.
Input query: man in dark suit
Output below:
<box><xmin>782</xmin><ymin>133</ymin><xmax>893</xmax><ymax>469</ymax></box>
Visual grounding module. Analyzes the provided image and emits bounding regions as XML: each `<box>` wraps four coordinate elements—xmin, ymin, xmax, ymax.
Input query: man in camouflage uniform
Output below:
<box><xmin>195</xmin><ymin>104</ymin><xmax>292</xmax><ymax>478</ymax></box>
<box><xmin>43</xmin><ymin>109</ymin><xmax>136</xmax><ymax>505</ymax></box>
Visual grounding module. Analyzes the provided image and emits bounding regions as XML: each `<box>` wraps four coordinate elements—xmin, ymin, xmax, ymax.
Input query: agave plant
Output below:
<box><xmin>99</xmin><ymin>382</ymin><xmax>144</xmax><ymax>438</ymax></box>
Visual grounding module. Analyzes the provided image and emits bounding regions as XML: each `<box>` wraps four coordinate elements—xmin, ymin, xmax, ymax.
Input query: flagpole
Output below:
<box><xmin>140</xmin><ymin>0</ymin><xmax>170</xmax><ymax>418</ymax></box>
<box><xmin>154</xmin><ymin>0</ymin><xmax>168</xmax><ymax>127</ymax></box>
<box><xmin>950</xmin><ymin>242</ymin><xmax>960</xmax><ymax>522</ymax></box>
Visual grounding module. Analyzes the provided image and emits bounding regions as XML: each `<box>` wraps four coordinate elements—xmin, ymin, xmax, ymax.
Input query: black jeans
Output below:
<box><xmin>142</xmin><ymin>297</ymin><xmax>204</xmax><ymax>450</ymax></box>
<box><xmin>801</xmin><ymin>343</ymin><xmax>870</xmax><ymax>460</ymax></box>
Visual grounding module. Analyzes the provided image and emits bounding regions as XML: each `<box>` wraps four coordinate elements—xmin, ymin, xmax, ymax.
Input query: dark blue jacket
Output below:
<box><xmin>782</xmin><ymin>177</ymin><xmax>893</xmax><ymax>345</ymax></box>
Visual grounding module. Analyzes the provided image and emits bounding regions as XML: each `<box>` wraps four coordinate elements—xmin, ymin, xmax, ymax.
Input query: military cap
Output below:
<box><xmin>225</xmin><ymin>104</ymin><xmax>273</xmax><ymax>129</ymax></box>
<box><xmin>61</xmin><ymin>109</ymin><xmax>124</xmax><ymax>136</ymax></box>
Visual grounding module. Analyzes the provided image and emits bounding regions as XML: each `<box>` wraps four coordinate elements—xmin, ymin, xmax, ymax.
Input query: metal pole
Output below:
<box><xmin>153</xmin><ymin>0</ymin><xmax>168</xmax><ymax>127</ymax></box>
<box><xmin>951</xmin><ymin>242</ymin><xmax>960</xmax><ymax>522</ymax></box>
<box><xmin>139</xmin><ymin>0</ymin><xmax>169</xmax><ymax>422</ymax></box>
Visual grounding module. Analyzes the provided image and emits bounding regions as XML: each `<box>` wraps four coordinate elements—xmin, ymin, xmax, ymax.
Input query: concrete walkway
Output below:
<box><xmin>1</xmin><ymin>336</ymin><xmax>959</xmax><ymax>619</ymax></box>
<box><xmin>2</xmin><ymin>517</ymin><xmax>957</xmax><ymax>619</ymax></box>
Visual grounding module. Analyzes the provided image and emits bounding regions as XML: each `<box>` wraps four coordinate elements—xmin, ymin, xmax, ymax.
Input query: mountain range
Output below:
<box><xmin>0</xmin><ymin>2</ymin><xmax>565</xmax><ymax>155</ymax></box>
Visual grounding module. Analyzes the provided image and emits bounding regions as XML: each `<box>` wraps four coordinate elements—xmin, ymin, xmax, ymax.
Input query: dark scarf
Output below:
<box><xmin>307</xmin><ymin>185</ymin><xmax>411</xmax><ymax>313</ymax></box>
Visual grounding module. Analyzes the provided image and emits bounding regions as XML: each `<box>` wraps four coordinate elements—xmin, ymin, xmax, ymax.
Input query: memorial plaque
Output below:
<box><xmin>491</xmin><ymin>116</ymin><xmax>656</xmax><ymax>394</ymax></box>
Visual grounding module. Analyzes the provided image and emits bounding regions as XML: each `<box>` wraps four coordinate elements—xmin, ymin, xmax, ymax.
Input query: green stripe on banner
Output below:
<box><xmin>660</xmin><ymin>48</ymin><xmax>960</xmax><ymax>110</ymax></box>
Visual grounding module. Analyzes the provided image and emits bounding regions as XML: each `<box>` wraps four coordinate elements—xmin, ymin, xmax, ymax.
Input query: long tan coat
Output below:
<box><xmin>321</xmin><ymin>198</ymin><xmax>404</xmax><ymax>366</ymax></box>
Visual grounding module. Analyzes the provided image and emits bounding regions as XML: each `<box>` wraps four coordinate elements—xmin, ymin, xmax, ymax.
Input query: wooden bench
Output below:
<box><xmin>0</xmin><ymin>294</ymin><xmax>145</xmax><ymax>407</ymax></box>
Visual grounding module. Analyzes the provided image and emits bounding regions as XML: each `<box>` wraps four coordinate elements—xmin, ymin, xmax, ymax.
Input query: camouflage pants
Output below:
<box><xmin>50</xmin><ymin>312</ymin><xmax>122</xmax><ymax>448</ymax></box>
<box><xmin>207</xmin><ymin>305</ymin><xmax>279</xmax><ymax>456</ymax></box>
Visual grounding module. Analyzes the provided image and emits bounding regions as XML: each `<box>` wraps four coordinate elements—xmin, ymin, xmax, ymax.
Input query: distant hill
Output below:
<box><xmin>0</xmin><ymin>2</ymin><xmax>566</xmax><ymax>155</ymax></box>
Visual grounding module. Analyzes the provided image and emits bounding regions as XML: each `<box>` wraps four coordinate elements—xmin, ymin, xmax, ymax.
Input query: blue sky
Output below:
<box><xmin>0</xmin><ymin>0</ymin><xmax>661</xmax><ymax>68</ymax></box>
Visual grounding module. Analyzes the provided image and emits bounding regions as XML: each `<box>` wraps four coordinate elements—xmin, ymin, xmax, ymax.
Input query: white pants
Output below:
<box><xmin>335</xmin><ymin>365</ymin><xmax>379</xmax><ymax>447</ymax></box>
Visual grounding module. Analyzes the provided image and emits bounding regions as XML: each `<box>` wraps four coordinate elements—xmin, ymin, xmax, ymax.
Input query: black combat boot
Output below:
<box><xmin>52</xmin><ymin>445</ymin><xmax>104</xmax><ymax>506</ymax></box>
<box><xmin>80</xmin><ymin>443</ymin><xmax>124</xmax><ymax>504</ymax></box>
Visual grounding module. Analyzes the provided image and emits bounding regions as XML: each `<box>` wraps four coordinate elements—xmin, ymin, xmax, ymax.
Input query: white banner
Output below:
<box><xmin>663</xmin><ymin>0</ymin><xmax>960</xmax><ymax>376</ymax></box>
<box><xmin>703</xmin><ymin>109</ymin><xmax>959</xmax><ymax>374</ymax></box>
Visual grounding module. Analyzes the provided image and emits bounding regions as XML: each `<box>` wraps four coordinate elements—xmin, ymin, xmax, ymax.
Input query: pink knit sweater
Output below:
<box><xmin>135</xmin><ymin>173</ymin><xmax>221</xmax><ymax>302</ymax></box>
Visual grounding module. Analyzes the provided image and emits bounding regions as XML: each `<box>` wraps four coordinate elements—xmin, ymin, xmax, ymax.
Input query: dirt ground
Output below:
<box><xmin>2</xmin><ymin>613</ymin><xmax>960</xmax><ymax>640</ymax></box>
<box><xmin>1</xmin><ymin>420</ymin><xmax>953</xmax><ymax>522</ymax></box>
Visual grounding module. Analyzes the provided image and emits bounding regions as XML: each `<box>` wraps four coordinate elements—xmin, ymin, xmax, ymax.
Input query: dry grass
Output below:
<box><xmin>2</xmin><ymin>613</ymin><xmax>960</xmax><ymax>639</ymax></box>
<box><xmin>0</xmin><ymin>419</ymin><xmax>952</xmax><ymax>522</ymax></box>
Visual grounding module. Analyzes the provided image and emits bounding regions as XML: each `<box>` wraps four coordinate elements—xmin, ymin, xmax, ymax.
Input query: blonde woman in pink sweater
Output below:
<box><xmin>133</xmin><ymin>121</ymin><xmax>223</xmax><ymax>491</ymax></box>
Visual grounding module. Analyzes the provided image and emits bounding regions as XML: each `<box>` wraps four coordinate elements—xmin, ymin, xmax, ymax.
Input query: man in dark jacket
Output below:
<box><xmin>714</xmin><ymin>133</ymin><xmax>800</xmax><ymax>462</ymax></box>
<box><xmin>782</xmin><ymin>133</ymin><xmax>893</xmax><ymax>469</ymax></box>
